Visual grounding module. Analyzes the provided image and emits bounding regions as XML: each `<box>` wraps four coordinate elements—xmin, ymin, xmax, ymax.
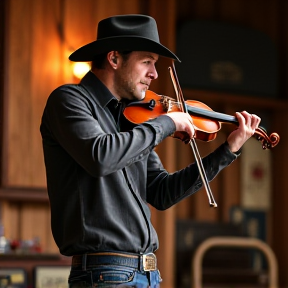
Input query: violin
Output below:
<box><xmin>123</xmin><ymin>62</ymin><xmax>280</xmax><ymax>208</ymax></box>
<box><xmin>123</xmin><ymin>89</ymin><xmax>280</xmax><ymax>150</ymax></box>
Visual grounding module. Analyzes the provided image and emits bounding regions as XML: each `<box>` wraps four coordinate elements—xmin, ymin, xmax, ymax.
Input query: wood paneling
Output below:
<box><xmin>0</xmin><ymin>0</ymin><xmax>5</xmax><ymax>188</ymax></box>
<box><xmin>3</xmin><ymin>0</ymin><xmax>143</xmax><ymax>188</ymax></box>
<box><xmin>19</xmin><ymin>203</ymin><xmax>58</xmax><ymax>253</ymax></box>
<box><xmin>4</xmin><ymin>0</ymin><xmax>61</xmax><ymax>187</ymax></box>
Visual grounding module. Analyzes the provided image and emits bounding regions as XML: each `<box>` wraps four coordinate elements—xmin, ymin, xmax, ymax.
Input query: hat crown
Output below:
<box><xmin>97</xmin><ymin>15</ymin><xmax>160</xmax><ymax>43</ymax></box>
<box><xmin>69</xmin><ymin>14</ymin><xmax>180</xmax><ymax>62</ymax></box>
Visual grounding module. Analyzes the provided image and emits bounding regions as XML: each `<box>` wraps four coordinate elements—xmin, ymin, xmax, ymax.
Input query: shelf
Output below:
<box><xmin>0</xmin><ymin>253</ymin><xmax>64</xmax><ymax>261</ymax></box>
<box><xmin>0</xmin><ymin>253</ymin><xmax>71</xmax><ymax>286</ymax></box>
<box><xmin>0</xmin><ymin>187</ymin><xmax>48</xmax><ymax>202</ymax></box>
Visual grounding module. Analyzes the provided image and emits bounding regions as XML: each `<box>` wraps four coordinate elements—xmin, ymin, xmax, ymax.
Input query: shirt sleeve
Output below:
<box><xmin>146</xmin><ymin>141</ymin><xmax>239</xmax><ymax>210</ymax></box>
<box><xmin>41</xmin><ymin>85</ymin><xmax>176</xmax><ymax>177</ymax></box>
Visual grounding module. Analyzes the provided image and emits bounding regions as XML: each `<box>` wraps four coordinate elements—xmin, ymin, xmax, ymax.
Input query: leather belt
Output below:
<box><xmin>72</xmin><ymin>252</ymin><xmax>157</xmax><ymax>272</ymax></box>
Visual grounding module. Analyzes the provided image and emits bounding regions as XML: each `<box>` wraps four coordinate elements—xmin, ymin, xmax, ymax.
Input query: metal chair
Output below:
<box><xmin>192</xmin><ymin>236</ymin><xmax>278</xmax><ymax>288</ymax></box>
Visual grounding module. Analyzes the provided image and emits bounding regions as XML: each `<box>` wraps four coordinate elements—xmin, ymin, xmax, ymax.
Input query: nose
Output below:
<box><xmin>147</xmin><ymin>66</ymin><xmax>158</xmax><ymax>80</ymax></box>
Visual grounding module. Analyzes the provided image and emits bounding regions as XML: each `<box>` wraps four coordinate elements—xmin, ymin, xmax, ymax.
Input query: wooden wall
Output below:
<box><xmin>1</xmin><ymin>0</ymin><xmax>288</xmax><ymax>287</ymax></box>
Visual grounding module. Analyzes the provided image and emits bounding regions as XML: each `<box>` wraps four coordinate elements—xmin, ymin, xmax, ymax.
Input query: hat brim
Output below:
<box><xmin>69</xmin><ymin>36</ymin><xmax>180</xmax><ymax>62</ymax></box>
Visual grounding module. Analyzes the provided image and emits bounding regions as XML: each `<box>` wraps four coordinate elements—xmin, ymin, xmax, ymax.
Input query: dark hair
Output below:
<box><xmin>91</xmin><ymin>51</ymin><xmax>132</xmax><ymax>69</ymax></box>
<box><xmin>91</xmin><ymin>53</ymin><xmax>107</xmax><ymax>70</ymax></box>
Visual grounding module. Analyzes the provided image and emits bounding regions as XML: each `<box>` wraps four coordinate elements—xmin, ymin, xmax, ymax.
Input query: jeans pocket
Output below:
<box><xmin>92</xmin><ymin>266</ymin><xmax>135</xmax><ymax>285</ymax></box>
<box><xmin>69</xmin><ymin>266</ymin><xmax>136</xmax><ymax>287</ymax></box>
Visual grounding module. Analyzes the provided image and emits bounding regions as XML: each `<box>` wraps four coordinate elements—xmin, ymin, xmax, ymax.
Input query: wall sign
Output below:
<box><xmin>240</xmin><ymin>138</ymin><xmax>272</xmax><ymax>210</ymax></box>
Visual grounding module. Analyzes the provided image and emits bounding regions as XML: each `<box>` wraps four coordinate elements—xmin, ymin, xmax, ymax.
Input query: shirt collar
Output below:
<box><xmin>80</xmin><ymin>71</ymin><xmax>118</xmax><ymax>108</ymax></box>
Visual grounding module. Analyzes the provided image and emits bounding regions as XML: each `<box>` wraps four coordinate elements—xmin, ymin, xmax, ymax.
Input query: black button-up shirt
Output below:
<box><xmin>40</xmin><ymin>71</ymin><xmax>238</xmax><ymax>256</ymax></box>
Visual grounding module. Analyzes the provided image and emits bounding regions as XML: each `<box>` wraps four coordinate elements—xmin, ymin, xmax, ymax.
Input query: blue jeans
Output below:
<box><xmin>68</xmin><ymin>265</ymin><xmax>162</xmax><ymax>288</ymax></box>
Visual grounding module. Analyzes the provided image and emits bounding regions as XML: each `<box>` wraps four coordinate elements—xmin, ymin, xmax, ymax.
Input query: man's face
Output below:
<box><xmin>113</xmin><ymin>51</ymin><xmax>159</xmax><ymax>101</ymax></box>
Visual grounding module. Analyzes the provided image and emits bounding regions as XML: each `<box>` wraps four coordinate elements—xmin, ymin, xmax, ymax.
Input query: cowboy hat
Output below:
<box><xmin>69</xmin><ymin>14</ymin><xmax>180</xmax><ymax>62</ymax></box>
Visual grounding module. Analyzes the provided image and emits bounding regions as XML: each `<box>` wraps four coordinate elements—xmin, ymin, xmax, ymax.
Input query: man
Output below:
<box><xmin>40</xmin><ymin>14</ymin><xmax>260</xmax><ymax>288</ymax></box>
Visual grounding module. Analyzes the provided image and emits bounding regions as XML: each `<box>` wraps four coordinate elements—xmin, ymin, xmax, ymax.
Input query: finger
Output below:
<box><xmin>235</xmin><ymin>111</ymin><xmax>245</xmax><ymax>128</ymax></box>
<box><xmin>250</xmin><ymin>114</ymin><xmax>261</xmax><ymax>129</ymax></box>
<box><xmin>241</xmin><ymin>111</ymin><xmax>252</xmax><ymax>127</ymax></box>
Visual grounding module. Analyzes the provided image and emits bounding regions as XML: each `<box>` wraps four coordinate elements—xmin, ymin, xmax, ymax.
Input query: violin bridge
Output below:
<box><xmin>161</xmin><ymin>96</ymin><xmax>173</xmax><ymax>113</ymax></box>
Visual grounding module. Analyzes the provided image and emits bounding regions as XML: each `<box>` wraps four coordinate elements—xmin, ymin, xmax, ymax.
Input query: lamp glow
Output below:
<box><xmin>72</xmin><ymin>62</ymin><xmax>90</xmax><ymax>79</ymax></box>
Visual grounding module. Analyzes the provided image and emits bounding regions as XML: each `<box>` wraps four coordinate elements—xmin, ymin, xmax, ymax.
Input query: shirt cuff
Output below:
<box><xmin>144</xmin><ymin>115</ymin><xmax>176</xmax><ymax>146</ymax></box>
<box><xmin>224</xmin><ymin>140</ymin><xmax>242</xmax><ymax>157</ymax></box>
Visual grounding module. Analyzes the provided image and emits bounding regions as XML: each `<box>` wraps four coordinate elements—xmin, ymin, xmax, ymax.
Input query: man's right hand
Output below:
<box><xmin>166</xmin><ymin>112</ymin><xmax>195</xmax><ymax>143</ymax></box>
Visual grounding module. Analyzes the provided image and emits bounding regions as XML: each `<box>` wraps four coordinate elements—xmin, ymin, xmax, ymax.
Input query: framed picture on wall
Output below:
<box><xmin>0</xmin><ymin>268</ymin><xmax>27</xmax><ymax>288</ymax></box>
<box><xmin>34</xmin><ymin>266</ymin><xmax>70</xmax><ymax>288</ymax></box>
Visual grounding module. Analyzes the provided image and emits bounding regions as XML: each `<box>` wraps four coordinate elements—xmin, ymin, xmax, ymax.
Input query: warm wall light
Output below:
<box><xmin>72</xmin><ymin>62</ymin><xmax>91</xmax><ymax>79</ymax></box>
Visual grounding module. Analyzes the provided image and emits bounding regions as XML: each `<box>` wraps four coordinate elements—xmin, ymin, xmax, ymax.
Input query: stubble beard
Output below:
<box><xmin>118</xmin><ymin>78</ymin><xmax>143</xmax><ymax>101</ymax></box>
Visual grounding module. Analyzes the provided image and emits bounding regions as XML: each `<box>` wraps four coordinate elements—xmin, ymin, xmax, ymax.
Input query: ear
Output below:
<box><xmin>107</xmin><ymin>51</ymin><xmax>118</xmax><ymax>69</ymax></box>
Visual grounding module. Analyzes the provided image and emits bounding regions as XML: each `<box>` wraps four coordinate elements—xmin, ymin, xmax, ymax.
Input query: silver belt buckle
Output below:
<box><xmin>143</xmin><ymin>253</ymin><xmax>157</xmax><ymax>271</ymax></box>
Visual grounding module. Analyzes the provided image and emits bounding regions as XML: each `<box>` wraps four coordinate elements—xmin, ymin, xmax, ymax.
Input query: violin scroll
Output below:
<box><xmin>255</xmin><ymin>127</ymin><xmax>280</xmax><ymax>149</ymax></box>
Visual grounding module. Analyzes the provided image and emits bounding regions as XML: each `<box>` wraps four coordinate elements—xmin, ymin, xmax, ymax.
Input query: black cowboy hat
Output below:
<box><xmin>69</xmin><ymin>14</ymin><xmax>180</xmax><ymax>62</ymax></box>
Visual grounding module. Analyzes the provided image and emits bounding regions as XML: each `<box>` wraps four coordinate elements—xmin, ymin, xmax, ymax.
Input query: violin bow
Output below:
<box><xmin>169</xmin><ymin>62</ymin><xmax>218</xmax><ymax>208</ymax></box>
